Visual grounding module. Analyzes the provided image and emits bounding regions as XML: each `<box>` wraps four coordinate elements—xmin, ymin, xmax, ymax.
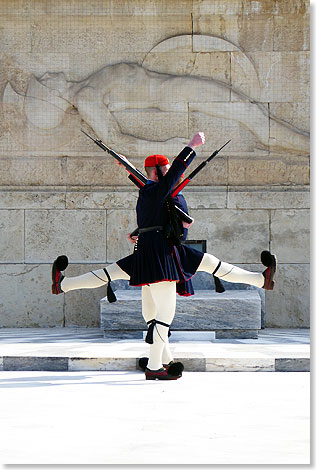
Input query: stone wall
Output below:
<box><xmin>0</xmin><ymin>0</ymin><xmax>310</xmax><ymax>328</ymax></box>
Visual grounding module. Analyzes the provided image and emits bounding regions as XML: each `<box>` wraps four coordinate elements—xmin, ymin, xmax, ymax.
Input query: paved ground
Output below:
<box><xmin>0</xmin><ymin>371</ymin><xmax>310</xmax><ymax>464</ymax></box>
<box><xmin>0</xmin><ymin>328</ymin><xmax>310</xmax><ymax>372</ymax></box>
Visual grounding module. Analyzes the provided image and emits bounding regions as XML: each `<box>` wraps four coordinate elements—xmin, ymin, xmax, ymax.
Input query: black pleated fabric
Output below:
<box><xmin>117</xmin><ymin>235</ymin><xmax>203</xmax><ymax>293</ymax></box>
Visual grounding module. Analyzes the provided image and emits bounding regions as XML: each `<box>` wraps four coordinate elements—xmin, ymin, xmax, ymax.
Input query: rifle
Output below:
<box><xmin>81</xmin><ymin>129</ymin><xmax>147</xmax><ymax>187</ymax></box>
<box><xmin>81</xmin><ymin>129</ymin><xmax>193</xmax><ymax>224</ymax></box>
<box><xmin>171</xmin><ymin>140</ymin><xmax>231</xmax><ymax>198</ymax></box>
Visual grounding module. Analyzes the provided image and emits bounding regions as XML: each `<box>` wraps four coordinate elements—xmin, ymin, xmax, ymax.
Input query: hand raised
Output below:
<box><xmin>188</xmin><ymin>132</ymin><xmax>205</xmax><ymax>148</ymax></box>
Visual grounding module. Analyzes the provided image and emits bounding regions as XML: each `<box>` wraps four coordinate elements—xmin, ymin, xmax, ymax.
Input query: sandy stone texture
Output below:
<box><xmin>106</xmin><ymin>209</ymin><xmax>137</xmax><ymax>262</ymax></box>
<box><xmin>0</xmin><ymin>264</ymin><xmax>64</xmax><ymax>327</ymax></box>
<box><xmin>270</xmin><ymin>209</ymin><xmax>309</xmax><ymax>263</ymax></box>
<box><xmin>63</xmin><ymin>263</ymin><xmax>108</xmax><ymax>327</ymax></box>
<box><xmin>265</xmin><ymin>263</ymin><xmax>309</xmax><ymax>328</ymax></box>
<box><xmin>0</xmin><ymin>0</ymin><xmax>310</xmax><ymax>328</ymax></box>
<box><xmin>227</xmin><ymin>186</ymin><xmax>309</xmax><ymax>210</ymax></box>
<box><xmin>188</xmin><ymin>209</ymin><xmax>269</xmax><ymax>264</ymax></box>
<box><xmin>25</xmin><ymin>209</ymin><xmax>107</xmax><ymax>263</ymax></box>
<box><xmin>0</xmin><ymin>210</ymin><xmax>24</xmax><ymax>262</ymax></box>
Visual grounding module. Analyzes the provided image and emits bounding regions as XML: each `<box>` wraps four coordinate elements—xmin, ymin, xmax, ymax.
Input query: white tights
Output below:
<box><xmin>59</xmin><ymin>254</ymin><xmax>265</xmax><ymax>371</ymax></box>
<box><xmin>61</xmin><ymin>263</ymin><xmax>130</xmax><ymax>292</ymax></box>
<box><xmin>197</xmin><ymin>253</ymin><xmax>264</xmax><ymax>288</ymax></box>
<box><xmin>61</xmin><ymin>264</ymin><xmax>174</xmax><ymax>370</ymax></box>
<box><xmin>61</xmin><ymin>254</ymin><xmax>264</xmax><ymax>293</ymax></box>
<box><xmin>142</xmin><ymin>282</ymin><xmax>176</xmax><ymax>370</ymax></box>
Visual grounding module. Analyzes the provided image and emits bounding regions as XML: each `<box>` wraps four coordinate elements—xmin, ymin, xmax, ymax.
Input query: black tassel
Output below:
<box><xmin>106</xmin><ymin>282</ymin><xmax>117</xmax><ymax>303</ymax></box>
<box><xmin>145</xmin><ymin>321</ymin><xmax>155</xmax><ymax>344</ymax></box>
<box><xmin>214</xmin><ymin>275</ymin><xmax>225</xmax><ymax>293</ymax></box>
<box><xmin>103</xmin><ymin>267</ymin><xmax>117</xmax><ymax>303</ymax></box>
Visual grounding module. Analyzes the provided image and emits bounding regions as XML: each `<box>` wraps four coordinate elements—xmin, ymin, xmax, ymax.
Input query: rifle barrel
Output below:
<box><xmin>171</xmin><ymin>139</ymin><xmax>231</xmax><ymax>197</ymax></box>
<box><xmin>81</xmin><ymin>129</ymin><xmax>193</xmax><ymax>224</ymax></box>
<box><xmin>81</xmin><ymin>129</ymin><xmax>147</xmax><ymax>184</ymax></box>
<box><xmin>218</xmin><ymin>139</ymin><xmax>231</xmax><ymax>152</ymax></box>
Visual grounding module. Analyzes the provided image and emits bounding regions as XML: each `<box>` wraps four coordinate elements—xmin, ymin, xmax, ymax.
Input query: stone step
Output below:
<box><xmin>100</xmin><ymin>289</ymin><xmax>262</xmax><ymax>339</ymax></box>
<box><xmin>0</xmin><ymin>354</ymin><xmax>309</xmax><ymax>373</ymax></box>
<box><xmin>0</xmin><ymin>328</ymin><xmax>310</xmax><ymax>372</ymax></box>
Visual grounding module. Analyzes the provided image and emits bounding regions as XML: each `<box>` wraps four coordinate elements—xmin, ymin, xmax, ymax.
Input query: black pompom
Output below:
<box><xmin>261</xmin><ymin>251</ymin><xmax>274</xmax><ymax>267</ymax></box>
<box><xmin>55</xmin><ymin>255</ymin><xmax>68</xmax><ymax>271</ymax></box>
<box><xmin>168</xmin><ymin>361</ymin><xmax>184</xmax><ymax>376</ymax></box>
<box><xmin>138</xmin><ymin>357</ymin><xmax>149</xmax><ymax>371</ymax></box>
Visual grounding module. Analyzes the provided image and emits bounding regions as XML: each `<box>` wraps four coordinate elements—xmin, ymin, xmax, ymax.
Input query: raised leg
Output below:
<box><xmin>197</xmin><ymin>252</ymin><xmax>277</xmax><ymax>290</ymax></box>
<box><xmin>52</xmin><ymin>256</ymin><xmax>130</xmax><ymax>295</ymax></box>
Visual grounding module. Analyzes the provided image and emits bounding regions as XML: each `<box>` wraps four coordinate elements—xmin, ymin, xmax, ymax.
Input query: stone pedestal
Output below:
<box><xmin>100</xmin><ymin>289</ymin><xmax>262</xmax><ymax>339</ymax></box>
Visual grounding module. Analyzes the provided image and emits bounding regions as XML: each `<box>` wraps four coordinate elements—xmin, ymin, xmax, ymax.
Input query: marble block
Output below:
<box><xmin>275</xmin><ymin>358</ymin><xmax>310</xmax><ymax>372</ymax></box>
<box><xmin>175</xmin><ymin>291</ymin><xmax>261</xmax><ymax>330</ymax></box>
<box><xmin>69</xmin><ymin>357</ymin><xmax>136</xmax><ymax>371</ymax></box>
<box><xmin>100</xmin><ymin>290</ymin><xmax>261</xmax><ymax>338</ymax></box>
<box><xmin>3</xmin><ymin>356</ymin><xmax>68</xmax><ymax>371</ymax></box>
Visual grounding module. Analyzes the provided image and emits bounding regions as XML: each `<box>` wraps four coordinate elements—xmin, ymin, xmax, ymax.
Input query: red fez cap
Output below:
<box><xmin>144</xmin><ymin>154</ymin><xmax>169</xmax><ymax>167</ymax></box>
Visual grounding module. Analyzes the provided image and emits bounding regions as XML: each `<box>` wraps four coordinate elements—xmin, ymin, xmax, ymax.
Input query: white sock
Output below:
<box><xmin>61</xmin><ymin>263</ymin><xmax>130</xmax><ymax>293</ymax></box>
<box><xmin>148</xmin><ymin>323</ymin><xmax>168</xmax><ymax>371</ymax></box>
<box><xmin>197</xmin><ymin>253</ymin><xmax>264</xmax><ymax>288</ymax></box>
<box><xmin>142</xmin><ymin>285</ymin><xmax>174</xmax><ymax>367</ymax></box>
<box><xmin>146</xmin><ymin>281</ymin><xmax>177</xmax><ymax>371</ymax></box>
<box><xmin>162</xmin><ymin>343</ymin><xmax>173</xmax><ymax>366</ymax></box>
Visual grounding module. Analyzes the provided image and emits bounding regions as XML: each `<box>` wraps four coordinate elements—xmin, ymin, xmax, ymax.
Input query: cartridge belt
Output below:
<box><xmin>138</xmin><ymin>226</ymin><xmax>163</xmax><ymax>234</ymax></box>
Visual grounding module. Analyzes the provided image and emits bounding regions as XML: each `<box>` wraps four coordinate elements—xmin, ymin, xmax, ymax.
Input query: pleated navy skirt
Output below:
<box><xmin>117</xmin><ymin>230</ymin><xmax>203</xmax><ymax>296</ymax></box>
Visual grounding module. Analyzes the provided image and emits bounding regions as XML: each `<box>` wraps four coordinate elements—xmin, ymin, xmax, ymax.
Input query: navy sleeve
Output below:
<box><xmin>144</xmin><ymin>146</ymin><xmax>196</xmax><ymax>201</ymax></box>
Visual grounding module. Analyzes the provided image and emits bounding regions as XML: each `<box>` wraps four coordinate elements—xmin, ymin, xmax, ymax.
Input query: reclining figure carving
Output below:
<box><xmin>2</xmin><ymin>45</ymin><xmax>309</xmax><ymax>155</ymax></box>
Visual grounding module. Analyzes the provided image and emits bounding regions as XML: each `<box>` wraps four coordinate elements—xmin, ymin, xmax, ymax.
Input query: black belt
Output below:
<box><xmin>138</xmin><ymin>226</ymin><xmax>163</xmax><ymax>234</ymax></box>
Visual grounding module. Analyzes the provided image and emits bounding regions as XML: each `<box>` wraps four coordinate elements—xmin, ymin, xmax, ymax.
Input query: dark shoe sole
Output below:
<box><xmin>145</xmin><ymin>368</ymin><xmax>182</xmax><ymax>380</ymax></box>
<box><xmin>139</xmin><ymin>358</ymin><xmax>184</xmax><ymax>376</ymax></box>
<box><xmin>145</xmin><ymin>374</ymin><xmax>181</xmax><ymax>381</ymax></box>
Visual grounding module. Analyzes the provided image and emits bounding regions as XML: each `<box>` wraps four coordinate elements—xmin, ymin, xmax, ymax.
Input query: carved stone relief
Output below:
<box><xmin>1</xmin><ymin>34</ymin><xmax>309</xmax><ymax>157</ymax></box>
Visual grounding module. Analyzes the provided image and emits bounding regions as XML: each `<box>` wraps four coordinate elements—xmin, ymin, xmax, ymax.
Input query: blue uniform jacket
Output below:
<box><xmin>117</xmin><ymin>146</ymin><xmax>203</xmax><ymax>292</ymax></box>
